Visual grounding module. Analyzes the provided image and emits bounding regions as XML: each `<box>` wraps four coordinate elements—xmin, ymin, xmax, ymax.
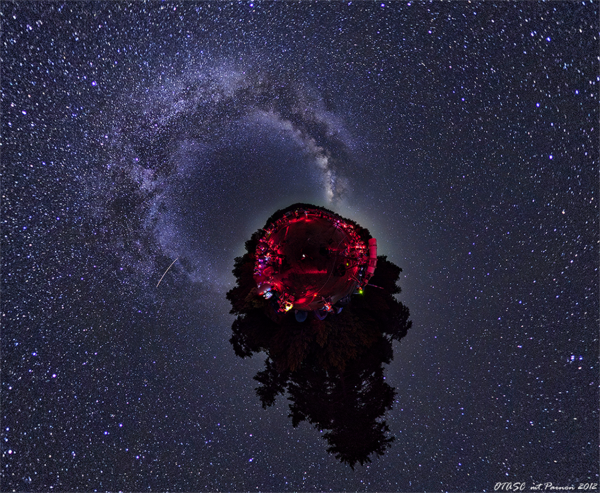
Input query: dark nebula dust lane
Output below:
<box><xmin>2</xmin><ymin>2</ymin><xmax>598</xmax><ymax>491</ymax></box>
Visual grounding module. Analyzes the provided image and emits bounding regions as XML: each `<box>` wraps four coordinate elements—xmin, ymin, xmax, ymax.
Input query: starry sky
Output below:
<box><xmin>2</xmin><ymin>1</ymin><xmax>598</xmax><ymax>491</ymax></box>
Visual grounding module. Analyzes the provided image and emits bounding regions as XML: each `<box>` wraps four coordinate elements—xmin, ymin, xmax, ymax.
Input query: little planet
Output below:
<box><xmin>227</xmin><ymin>203</ymin><xmax>412</xmax><ymax>468</ymax></box>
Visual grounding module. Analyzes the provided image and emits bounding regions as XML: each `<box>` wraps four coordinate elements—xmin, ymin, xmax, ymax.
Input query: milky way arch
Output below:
<box><xmin>96</xmin><ymin>65</ymin><xmax>358</xmax><ymax>291</ymax></box>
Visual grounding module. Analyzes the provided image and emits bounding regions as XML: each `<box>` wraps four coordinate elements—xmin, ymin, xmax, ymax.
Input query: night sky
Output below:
<box><xmin>2</xmin><ymin>1</ymin><xmax>598</xmax><ymax>491</ymax></box>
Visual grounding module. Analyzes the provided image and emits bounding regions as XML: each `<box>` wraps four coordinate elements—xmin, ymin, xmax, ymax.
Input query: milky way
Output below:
<box><xmin>99</xmin><ymin>65</ymin><xmax>358</xmax><ymax>295</ymax></box>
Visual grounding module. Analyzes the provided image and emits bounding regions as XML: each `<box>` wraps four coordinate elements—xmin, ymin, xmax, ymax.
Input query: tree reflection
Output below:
<box><xmin>227</xmin><ymin>204</ymin><xmax>411</xmax><ymax>468</ymax></box>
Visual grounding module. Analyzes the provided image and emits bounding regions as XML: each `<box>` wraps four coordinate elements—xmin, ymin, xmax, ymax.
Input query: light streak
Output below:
<box><xmin>156</xmin><ymin>257</ymin><xmax>179</xmax><ymax>287</ymax></box>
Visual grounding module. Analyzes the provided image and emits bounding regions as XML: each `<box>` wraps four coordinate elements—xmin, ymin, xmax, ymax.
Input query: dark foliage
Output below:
<box><xmin>227</xmin><ymin>203</ymin><xmax>412</xmax><ymax>468</ymax></box>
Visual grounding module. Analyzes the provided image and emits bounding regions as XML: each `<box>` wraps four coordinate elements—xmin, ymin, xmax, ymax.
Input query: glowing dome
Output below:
<box><xmin>253</xmin><ymin>207</ymin><xmax>377</xmax><ymax>313</ymax></box>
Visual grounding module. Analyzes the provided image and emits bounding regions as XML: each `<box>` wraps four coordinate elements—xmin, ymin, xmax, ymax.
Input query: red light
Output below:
<box><xmin>253</xmin><ymin>207</ymin><xmax>372</xmax><ymax>311</ymax></box>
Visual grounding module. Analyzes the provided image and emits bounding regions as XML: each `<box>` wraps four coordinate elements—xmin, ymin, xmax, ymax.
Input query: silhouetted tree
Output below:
<box><xmin>227</xmin><ymin>204</ymin><xmax>412</xmax><ymax>468</ymax></box>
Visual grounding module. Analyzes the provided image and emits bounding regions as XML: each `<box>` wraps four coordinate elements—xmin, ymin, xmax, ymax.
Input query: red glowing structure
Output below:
<box><xmin>253</xmin><ymin>207</ymin><xmax>378</xmax><ymax>316</ymax></box>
